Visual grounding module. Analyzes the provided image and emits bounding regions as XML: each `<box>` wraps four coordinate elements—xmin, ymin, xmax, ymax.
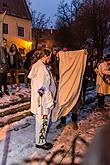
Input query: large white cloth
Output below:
<box><xmin>28</xmin><ymin>60</ymin><xmax>56</xmax><ymax>145</ymax></box>
<box><xmin>96</xmin><ymin>61</ymin><xmax>110</xmax><ymax>95</ymax></box>
<box><xmin>52</xmin><ymin>49</ymin><xmax>87</xmax><ymax>122</ymax></box>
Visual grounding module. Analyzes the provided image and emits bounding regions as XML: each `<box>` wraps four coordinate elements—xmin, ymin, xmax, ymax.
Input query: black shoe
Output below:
<box><xmin>56</xmin><ymin>122</ymin><xmax>66</xmax><ymax>129</ymax></box>
<box><xmin>4</xmin><ymin>90</ymin><xmax>10</xmax><ymax>95</ymax></box>
<box><xmin>36</xmin><ymin>142</ymin><xmax>53</xmax><ymax>150</ymax></box>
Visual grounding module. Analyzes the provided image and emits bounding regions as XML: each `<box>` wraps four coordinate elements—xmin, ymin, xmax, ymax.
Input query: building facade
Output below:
<box><xmin>32</xmin><ymin>28</ymin><xmax>58</xmax><ymax>49</ymax></box>
<box><xmin>0</xmin><ymin>0</ymin><xmax>32</xmax><ymax>57</ymax></box>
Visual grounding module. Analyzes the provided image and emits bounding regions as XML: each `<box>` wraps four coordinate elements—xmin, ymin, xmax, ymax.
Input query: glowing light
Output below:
<box><xmin>29</xmin><ymin>41</ymin><xmax>32</xmax><ymax>45</ymax></box>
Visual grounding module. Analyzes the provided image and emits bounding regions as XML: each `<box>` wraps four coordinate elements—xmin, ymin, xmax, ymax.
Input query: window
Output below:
<box><xmin>18</xmin><ymin>26</ymin><xmax>24</xmax><ymax>37</ymax></box>
<box><xmin>3</xmin><ymin>23</ymin><xmax>8</xmax><ymax>34</ymax></box>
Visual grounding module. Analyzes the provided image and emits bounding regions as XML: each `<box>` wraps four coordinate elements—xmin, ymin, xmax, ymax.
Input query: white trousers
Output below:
<box><xmin>35</xmin><ymin>108</ymin><xmax>51</xmax><ymax>145</ymax></box>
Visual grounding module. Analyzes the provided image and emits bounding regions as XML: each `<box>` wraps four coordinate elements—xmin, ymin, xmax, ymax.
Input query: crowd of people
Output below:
<box><xmin>0</xmin><ymin>37</ymin><xmax>110</xmax><ymax>150</ymax></box>
<box><xmin>27</xmin><ymin>46</ymin><xmax>110</xmax><ymax>150</ymax></box>
<box><xmin>0</xmin><ymin>38</ymin><xmax>23</xmax><ymax>97</ymax></box>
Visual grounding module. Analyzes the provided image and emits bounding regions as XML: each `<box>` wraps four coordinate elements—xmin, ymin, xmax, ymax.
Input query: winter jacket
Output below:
<box><xmin>8</xmin><ymin>51</ymin><xmax>22</xmax><ymax>69</ymax></box>
<box><xmin>23</xmin><ymin>49</ymin><xmax>36</xmax><ymax>70</ymax></box>
<box><xmin>0</xmin><ymin>46</ymin><xmax>9</xmax><ymax>73</ymax></box>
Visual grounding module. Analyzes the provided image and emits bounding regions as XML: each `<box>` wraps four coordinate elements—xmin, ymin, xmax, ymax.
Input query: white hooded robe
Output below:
<box><xmin>28</xmin><ymin>60</ymin><xmax>56</xmax><ymax>145</ymax></box>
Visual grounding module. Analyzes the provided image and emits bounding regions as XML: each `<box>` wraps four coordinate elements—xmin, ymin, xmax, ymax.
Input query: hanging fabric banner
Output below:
<box><xmin>52</xmin><ymin>49</ymin><xmax>88</xmax><ymax>122</ymax></box>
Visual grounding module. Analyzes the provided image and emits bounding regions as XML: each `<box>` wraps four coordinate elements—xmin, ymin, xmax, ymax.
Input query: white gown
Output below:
<box><xmin>28</xmin><ymin>60</ymin><xmax>56</xmax><ymax>145</ymax></box>
<box><xmin>96</xmin><ymin>61</ymin><xmax>110</xmax><ymax>95</ymax></box>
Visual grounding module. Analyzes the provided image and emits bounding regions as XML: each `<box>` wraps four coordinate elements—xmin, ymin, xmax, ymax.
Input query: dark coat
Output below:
<box><xmin>8</xmin><ymin>51</ymin><xmax>22</xmax><ymax>69</ymax></box>
<box><xmin>0</xmin><ymin>46</ymin><xmax>9</xmax><ymax>73</ymax></box>
<box><xmin>23</xmin><ymin>49</ymin><xmax>36</xmax><ymax>70</ymax></box>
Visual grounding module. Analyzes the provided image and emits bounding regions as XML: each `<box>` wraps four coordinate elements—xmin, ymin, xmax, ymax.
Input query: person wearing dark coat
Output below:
<box><xmin>0</xmin><ymin>38</ymin><xmax>9</xmax><ymax>97</ymax></box>
<box><xmin>23</xmin><ymin>48</ymin><xmax>37</xmax><ymax>87</ymax></box>
<box><xmin>23</xmin><ymin>49</ymin><xmax>36</xmax><ymax>70</ymax></box>
<box><xmin>82</xmin><ymin>58</ymin><xmax>93</xmax><ymax>104</ymax></box>
<box><xmin>50</xmin><ymin>48</ymin><xmax>59</xmax><ymax>81</ymax></box>
<box><xmin>8</xmin><ymin>44</ymin><xmax>23</xmax><ymax>90</ymax></box>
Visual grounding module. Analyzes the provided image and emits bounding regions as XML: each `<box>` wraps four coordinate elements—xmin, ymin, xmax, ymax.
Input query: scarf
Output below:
<box><xmin>9</xmin><ymin>51</ymin><xmax>16</xmax><ymax>65</ymax></box>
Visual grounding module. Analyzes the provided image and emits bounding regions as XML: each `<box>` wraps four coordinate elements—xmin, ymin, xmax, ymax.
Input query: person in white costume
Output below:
<box><xmin>28</xmin><ymin>49</ymin><xmax>56</xmax><ymax>150</ymax></box>
<box><xmin>95</xmin><ymin>54</ymin><xmax>110</xmax><ymax>108</ymax></box>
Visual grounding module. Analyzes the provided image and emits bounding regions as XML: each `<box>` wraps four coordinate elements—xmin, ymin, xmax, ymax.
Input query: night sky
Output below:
<box><xmin>31</xmin><ymin>0</ymin><xmax>71</xmax><ymax>26</ymax></box>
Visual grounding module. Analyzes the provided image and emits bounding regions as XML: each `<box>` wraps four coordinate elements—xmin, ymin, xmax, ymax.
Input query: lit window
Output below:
<box><xmin>18</xmin><ymin>27</ymin><xmax>24</xmax><ymax>37</ymax></box>
<box><xmin>3</xmin><ymin>23</ymin><xmax>8</xmax><ymax>34</ymax></box>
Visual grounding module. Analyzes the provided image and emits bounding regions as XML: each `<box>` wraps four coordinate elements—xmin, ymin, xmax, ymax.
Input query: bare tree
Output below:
<box><xmin>32</xmin><ymin>12</ymin><xmax>50</xmax><ymax>29</ymax></box>
<box><xmin>55</xmin><ymin>0</ymin><xmax>82</xmax><ymax>49</ymax></box>
<box><xmin>26</xmin><ymin>0</ymin><xmax>51</xmax><ymax>48</ymax></box>
<box><xmin>26</xmin><ymin>0</ymin><xmax>50</xmax><ymax>29</ymax></box>
<box><xmin>26</xmin><ymin>0</ymin><xmax>32</xmax><ymax>7</ymax></box>
<box><xmin>55</xmin><ymin>0</ymin><xmax>110</xmax><ymax>54</ymax></box>
<box><xmin>77</xmin><ymin>0</ymin><xmax>110</xmax><ymax>56</ymax></box>
<box><xmin>32</xmin><ymin>12</ymin><xmax>50</xmax><ymax>48</ymax></box>
<box><xmin>56</xmin><ymin>0</ymin><xmax>80</xmax><ymax>27</ymax></box>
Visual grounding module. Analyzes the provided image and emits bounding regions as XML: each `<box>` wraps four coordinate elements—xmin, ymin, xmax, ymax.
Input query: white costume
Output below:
<box><xmin>96</xmin><ymin>61</ymin><xmax>110</xmax><ymax>95</ymax></box>
<box><xmin>28</xmin><ymin>60</ymin><xmax>56</xmax><ymax>145</ymax></box>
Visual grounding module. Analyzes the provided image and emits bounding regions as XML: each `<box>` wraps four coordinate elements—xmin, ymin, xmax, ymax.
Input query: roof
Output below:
<box><xmin>32</xmin><ymin>28</ymin><xmax>57</xmax><ymax>39</ymax></box>
<box><xmin>0</xmin><ymin>0</ymin><xmax>32</xmax><ymax>20</ymax></box>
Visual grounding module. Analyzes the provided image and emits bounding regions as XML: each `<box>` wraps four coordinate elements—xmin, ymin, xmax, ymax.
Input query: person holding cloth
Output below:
<box><xmin>28</xmin><ymin>49</ymin><xmax>56</xmax><ymax>150</ymax></box>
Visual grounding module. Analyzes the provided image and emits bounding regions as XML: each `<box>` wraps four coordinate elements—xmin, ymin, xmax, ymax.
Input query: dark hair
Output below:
<box><xmin>37</xmin><ymin>48</ymin><xmax>51</xmax><ymax>59</ymax></box>
<box><xmin>3</xmin><ymin>38</ymin><xmax>7</xmax><ymax>42</ymax></box>
<box><xmin>9</xmin><ymin>44</ymin><xmax>18</xmax><ymax>52</ymax></box>
<box><xmin>43</xmin><ymin>48</ymin><xmax>51</xmax><ymax>56</ymax></box>
<box><xmin>31</xmin><ymin>50</ymin><xmax>41</xmax><ymax>64</ymax></box>
<box><xmin>31</xmin><ymin>48</ymin><xmax>51</xmax><ymax>64</ymax></box>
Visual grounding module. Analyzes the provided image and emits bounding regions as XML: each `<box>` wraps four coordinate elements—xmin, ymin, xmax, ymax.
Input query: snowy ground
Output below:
<box><xmin>0</xmin><ymin>84</ymin><xmax>30</xmax><ymax>106</ymax></box>
<box><xmin>0</xmin><ymin>84</ymin><xmax>110</xmax><ymax>165</ymax></box>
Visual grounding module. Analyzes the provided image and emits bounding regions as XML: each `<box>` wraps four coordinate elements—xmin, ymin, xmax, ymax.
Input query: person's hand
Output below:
<box><xmin>38</xmin><ymin>91</ymin><xmax>43</xmax><ymax>97</ymax></box>
<box><xmin>38</xmin><ymin>87</ymin><xmax>46</xmax><ymax>96</ymax></box>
